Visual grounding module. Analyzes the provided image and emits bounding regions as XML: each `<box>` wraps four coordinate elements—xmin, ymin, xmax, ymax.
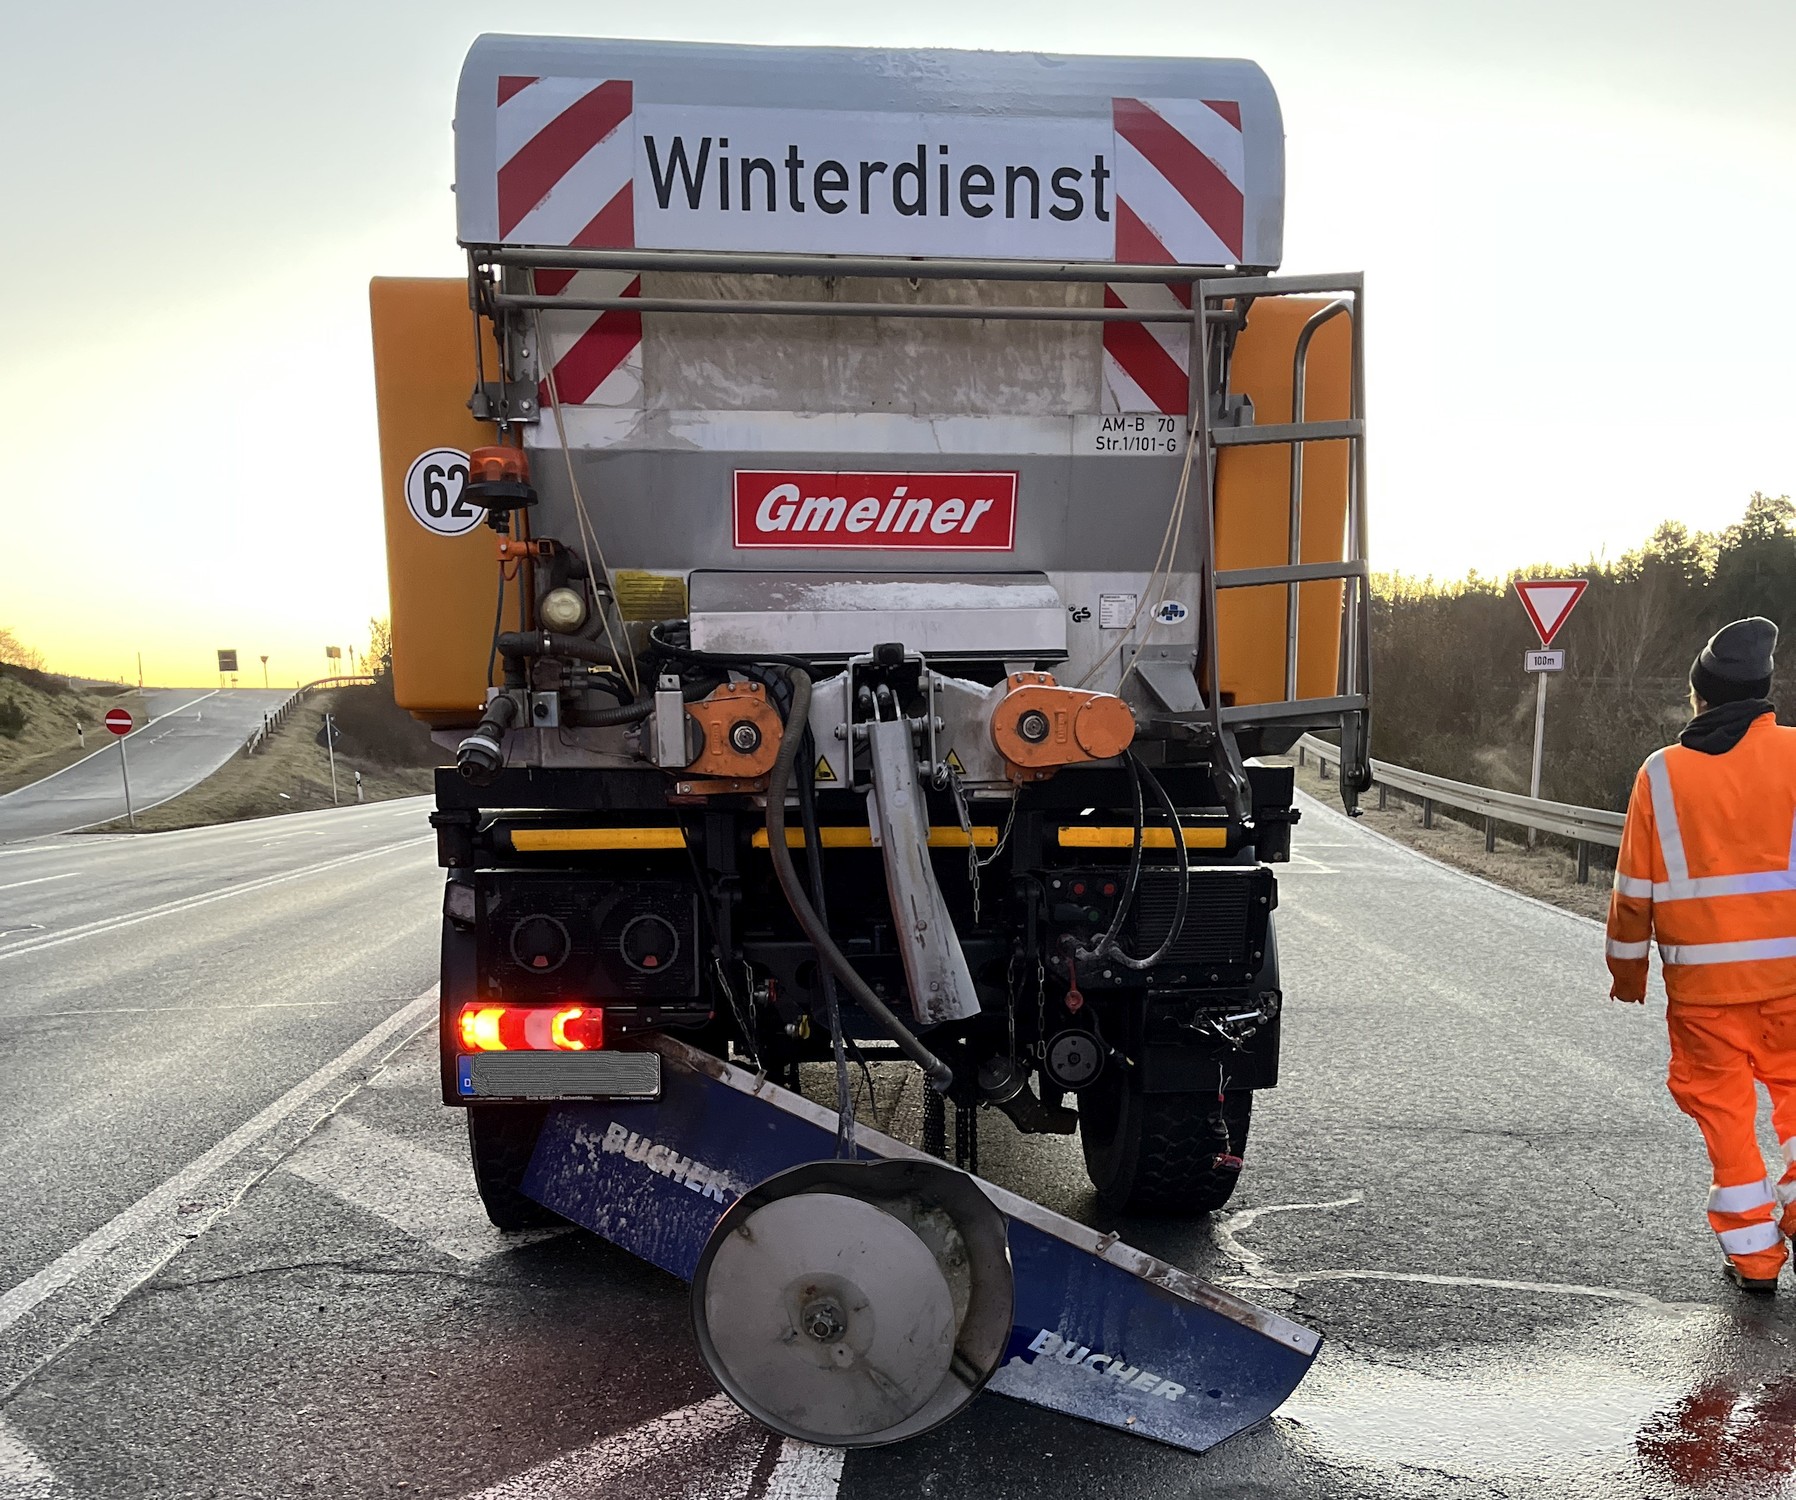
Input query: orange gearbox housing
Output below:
<box><xmin>990</xmin><ymin>672</ymin><xmax>1136</xmax><ymax>782</ymax></box>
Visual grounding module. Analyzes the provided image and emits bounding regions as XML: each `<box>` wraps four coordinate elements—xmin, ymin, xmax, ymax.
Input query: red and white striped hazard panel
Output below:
<box><xmin>499</xmin><ymin>77</ymin><xmax>643</xmax><ymax>411</ymax></box>
<box><xmin>1103</xmin><ymin>97</ymin><xmax>1245</xmax><ymax>415</ymax></box>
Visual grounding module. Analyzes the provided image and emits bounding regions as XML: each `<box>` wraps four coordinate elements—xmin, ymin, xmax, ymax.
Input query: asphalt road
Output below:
<box><xmin>0</xmin><ymin>688</ymin><xmax>295</xmax><ymax>843</ymax></box>
<box><xmin>2</xmin><ymin>794</ymin><xmax>1792</xmax><ymax>1499</ymax></box>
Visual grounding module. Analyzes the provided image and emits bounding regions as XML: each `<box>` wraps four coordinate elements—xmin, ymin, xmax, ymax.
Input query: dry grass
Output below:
<box><xmin>88</xmin><ymin>690</ymin><xmax>437</xmax><ymax>833</ymax></box>
<box><xmin>1279</xmin><ymin>755</ymin><xmax>1611</xmax><ymax>923</ymax></box>
<box><xmin>0</xmin><ymin>669</ymin><xmax>150</xmax><ymax>796</ymax></box>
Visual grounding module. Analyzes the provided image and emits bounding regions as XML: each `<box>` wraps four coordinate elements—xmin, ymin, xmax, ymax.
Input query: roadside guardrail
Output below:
<box><xmin>1293</xmin><ymin>733</ymin><xmax>1622</xmax><ymax>884</ymax></box>
<box><xmin>244</xmin><ymin>676</ymin><xmax>377</xmax><ymax>757</ymax></box>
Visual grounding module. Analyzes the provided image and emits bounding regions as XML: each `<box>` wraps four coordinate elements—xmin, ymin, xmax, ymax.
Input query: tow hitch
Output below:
<box><xmin>520</xmin><ymin>1035</ymin><xmax>1320</xmax><ymax>1452</ymax></box>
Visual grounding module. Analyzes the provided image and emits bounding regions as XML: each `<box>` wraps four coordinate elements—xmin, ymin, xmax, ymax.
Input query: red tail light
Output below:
<box><xmin>456</xmin><ymin>1004</ymin><xmax>604</xmax><ymax>1053</ymax></box>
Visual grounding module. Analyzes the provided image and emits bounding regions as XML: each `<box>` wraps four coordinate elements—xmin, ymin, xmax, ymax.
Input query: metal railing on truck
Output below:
<box><xmin>1293</xmin><ymin>733</ymin><xmax>1623</xmax><ymax>884</ymax></box>
<box><xmin>470</xmin><ymin>248</ymin><xmax>1374</xmax><ymax>804</ymax></box>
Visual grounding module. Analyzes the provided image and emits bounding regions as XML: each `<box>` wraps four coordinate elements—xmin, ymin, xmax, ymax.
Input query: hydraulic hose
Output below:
<box><xmin>495</xmin><ymin>630</ymin><xmax>629</xmax><ymax>671</ymax></box>
<box><xmin>456</xmin><ymin>693</ymin><xmax>519</xmax><ymax>785</ymax></box>
<box><xmin>765</xmin><ymin>668</ymin><xmax>955</xmax><ymax>1092</ymax></box>
<box><xmin>563</xmin><ymin>676</ymin><xmax>722</xmax><ymax>728</ymax></box>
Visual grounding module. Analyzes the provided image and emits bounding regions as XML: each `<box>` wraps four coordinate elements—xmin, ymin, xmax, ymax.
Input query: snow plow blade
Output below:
<box><xmin>519</xmin><ymin>1035</ymin><xmax>1320</xmax><ymax>1454</ymax></box>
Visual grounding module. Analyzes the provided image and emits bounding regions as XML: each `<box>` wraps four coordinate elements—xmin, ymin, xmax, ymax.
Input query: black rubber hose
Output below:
<box><xmin>766</xmin><ymin>669</ymin><xmax>954</xmax><ymax>1092</ymax></box>
<box><xmin>563</xmin><ymin>675</ymin><xmax>722</xmax><ymax>728</ymax></box>
<box><xmin>456</xmin><ymin>693</ymin><xmax>519</xmax><ymax>785</ymax></box>
<box><xmin>495</xmin><ymin>631</ymin><xmax>629</xmax><ymax>670</ymax></box>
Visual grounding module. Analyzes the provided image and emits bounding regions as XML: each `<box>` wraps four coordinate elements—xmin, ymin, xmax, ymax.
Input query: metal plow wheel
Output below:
<box><xmin>691</xmin><ymin>1160</ymin><xmax>1013</xmax><ymax>1446</ymax></box>
<box><xmin>520</xmin><ymin>1036</ymin><xmax>1321</xmax><ymax>1454</ymax></box>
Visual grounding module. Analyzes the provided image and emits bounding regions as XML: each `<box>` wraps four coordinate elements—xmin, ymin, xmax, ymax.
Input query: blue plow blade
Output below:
<box><xmin>520</xmin><ymin>1035</ymin><xmax>1320</xmax><ymax>1454</ymax></box>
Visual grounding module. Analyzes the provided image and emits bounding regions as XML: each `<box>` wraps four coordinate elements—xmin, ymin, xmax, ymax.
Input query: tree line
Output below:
<box><xmin>1370</xmin><ymin>492</ymin><xmax>1796</xmax><ymax>813</ymax></box>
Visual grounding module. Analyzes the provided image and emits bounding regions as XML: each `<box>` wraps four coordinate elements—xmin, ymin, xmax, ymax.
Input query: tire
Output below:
<box><xmin>1079</xmin><ymin>1078</ymin><xmax>1253</xmax><ymax>1215</ymax></box>
<box><xmin>466</xmin><ymin>1104</ymin><xmax>563</xmax><ymax>1230</ymax></box>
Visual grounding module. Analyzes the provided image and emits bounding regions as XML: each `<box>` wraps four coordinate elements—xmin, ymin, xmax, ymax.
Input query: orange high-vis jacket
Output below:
<box><xmin>1607</xmin><ymin>712</ymin><xmax>1796</xmax><ymax>1004</ymax></box>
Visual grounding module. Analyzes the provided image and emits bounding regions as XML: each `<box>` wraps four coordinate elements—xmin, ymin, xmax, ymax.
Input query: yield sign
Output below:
<box><xmin>1514</xmin><ymin>579</ymin><xmax>1588</xmax><ymax>647</ymax></box>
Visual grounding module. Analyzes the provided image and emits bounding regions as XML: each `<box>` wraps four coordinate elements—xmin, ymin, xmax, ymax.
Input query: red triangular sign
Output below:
<box><xmin>1515</xmin><ymin>579</ymin><xmax>1588</xmax><ymax>647</ymax></box>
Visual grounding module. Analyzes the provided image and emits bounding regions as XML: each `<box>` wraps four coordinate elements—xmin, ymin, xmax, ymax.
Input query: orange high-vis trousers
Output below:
<box><xmin>1666</xmin><ymin>995</ymin><xmax>1796</xmax><ymax>1279</ymax></box>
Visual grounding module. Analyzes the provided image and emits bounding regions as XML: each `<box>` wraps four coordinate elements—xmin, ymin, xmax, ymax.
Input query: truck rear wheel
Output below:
<box><xmin>467</xmin><ymin>1104</ymin><xmax>563</xmax><ymax>1231</ymax></box>
<box><xmin>1079</xmin><ymin>1076</ymin><xmax>1253</xmax><ymax>1215</ymax></box>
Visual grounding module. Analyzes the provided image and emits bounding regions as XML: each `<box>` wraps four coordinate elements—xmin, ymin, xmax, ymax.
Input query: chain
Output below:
<box><xmin>1034</xmin><ymin>955</ymin><xmax>1048</xmax><ymax>1061</ymax></box>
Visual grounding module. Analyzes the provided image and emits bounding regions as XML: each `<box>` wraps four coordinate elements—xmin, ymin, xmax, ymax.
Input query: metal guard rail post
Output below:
<box><xmin>243</xmin><ymin>676</ymin><xmax>377</xmax><ymax>757</ymax></box>
<box><xmin>1294</xmin><ymin>733</ymin><xmax>1622</xmax><ymax>885</ymax></box>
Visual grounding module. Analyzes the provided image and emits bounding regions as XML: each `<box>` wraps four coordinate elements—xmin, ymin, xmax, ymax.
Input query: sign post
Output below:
<box><xmin>1514</xmin><ymin>580</ymin><xmax>1587</xmax><ymax>841</ymax></box>
<box><xmin>324</xmin><ymin>712</ymin><xmax>340</xmax><ymax>806</ymax></box>
<box><xmin>260</xmin><ymin>654</ymin><xmax>269</xmax><ymax>689</ymax></box>
<box><xmin>104</xmin><ymin>707</ymin><xmax>135</xmax><ymax>826</ymax></box>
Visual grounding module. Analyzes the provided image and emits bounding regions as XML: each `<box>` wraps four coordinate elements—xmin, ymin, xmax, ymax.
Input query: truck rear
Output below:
<box><xmin>373</xmin><ymin>35</ymin><xmax>1371</xmax><ymax>1234</ymax></box>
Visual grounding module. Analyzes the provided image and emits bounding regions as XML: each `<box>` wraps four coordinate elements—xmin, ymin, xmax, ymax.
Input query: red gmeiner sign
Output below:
<box><xmin>732</xmin><ymin>470</ymin><xmax>1019</xmax><ymax>551</ymax></box>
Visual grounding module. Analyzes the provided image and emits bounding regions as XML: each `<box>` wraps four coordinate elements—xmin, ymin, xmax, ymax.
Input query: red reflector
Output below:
<box><xmin>455</xmin><ymin>1004</ymin><xmax>605</xmax><ymax>1053</ymax></box>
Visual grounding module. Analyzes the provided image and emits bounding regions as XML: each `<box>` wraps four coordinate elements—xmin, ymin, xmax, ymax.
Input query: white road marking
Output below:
<box><xmin>764</xmin><ymin>1441</ymin><xmax>846</xmax><ymax>1497</ymax></box>
<box><xmin>0</xmin><ymin>1419</ymin><xmax>61</xmax><ymax>1499</ymax></box>
<box><xmin>0</xmin><ymin>837</ymin><xmax>431</xmax><ymax>966</ymax></box>
<box><xmin>0</xmin><ymin>691</ymin><xmax>223</xmax><ymax>803</ymax></box>
<box><xmin>0</xmin><ymin>874</ymin><xmax>76</xmax><ymax>893</ymax></box>
<box><xmin>1215</xmin><ymin>1196</ymin><xmax>1663</xmax><ymax>1307</ymax></box>
<box><xmin>286</xmin><ymin>1117</ymin><xmax>564</xmax><ymax>1263</ymax></box>
<box><xmin>456</xmin><ymin>1392</ymin><xmax>842</xmax><ymax>1500</ymax></box>
<box><xmin>0</xmin><ymin>988</ymin><xmax>437</xmax><ymax>1397</ymax></box>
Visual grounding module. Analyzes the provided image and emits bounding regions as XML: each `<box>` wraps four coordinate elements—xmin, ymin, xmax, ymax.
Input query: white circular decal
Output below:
<box><xmin>404</xmin><ymin>448</ymin><xmax>481</xmax><ymax>536</ymax></box>
<box><xmin>1154</xmin><ymin>600</ymin><xmax>1191</xmax><ymax>624</ymax></box>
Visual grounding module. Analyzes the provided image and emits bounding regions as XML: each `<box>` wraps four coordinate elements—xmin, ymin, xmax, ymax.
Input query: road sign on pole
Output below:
<box><xmin>1513</xmin><ymin>579</ymin><xmax>1587</xmax><ymax>846</ymax></box>
<box><xmin>218</xmin><ymin>649</ymin><xmax>239</xmax><ymax>674</ymax></box>
<box><xmin>104</xmin><ymin>708</ymin><xmax>135</xmax><ymax>827</ymax></box>
<box><xmin>1514</xmin><ymin>580</ymin><xmax>1588</xmax><ymax>647</ymax></box>
<box><xmin>324</xmin><ymin>712</ymin><xmax>340</xmax><ymax>806</ymax></box>
<box><xmin>260</xmin><ymin>654</ymin><xmax>270</xmax><ymax>688</ymax></box>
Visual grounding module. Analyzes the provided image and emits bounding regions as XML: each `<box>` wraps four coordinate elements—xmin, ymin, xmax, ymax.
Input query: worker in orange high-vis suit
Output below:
<box><xmin>1608</xmin><ymin>617</ymin><xmax>1796</xmax><ymax>1293</ymax></box>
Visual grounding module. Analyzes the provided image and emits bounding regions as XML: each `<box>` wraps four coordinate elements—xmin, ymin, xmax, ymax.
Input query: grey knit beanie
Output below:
<box><xmin>1691</xmin><ymin>617</ymin><xmax>1777</xmax><ymax>705</ymax></box>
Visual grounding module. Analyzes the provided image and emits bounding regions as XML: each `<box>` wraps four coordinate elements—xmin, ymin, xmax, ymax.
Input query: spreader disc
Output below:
<box><xmin>692</xmin><ymin>1159</ymin><xmax>1013</xmax><ymax>1447</ymax></box>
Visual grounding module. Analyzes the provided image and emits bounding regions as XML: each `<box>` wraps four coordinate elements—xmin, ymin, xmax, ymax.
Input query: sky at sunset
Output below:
<box><xmin>6</xmin><ymin>1</ymin><xmax>1792</xmax><ymax>684</ymax></box>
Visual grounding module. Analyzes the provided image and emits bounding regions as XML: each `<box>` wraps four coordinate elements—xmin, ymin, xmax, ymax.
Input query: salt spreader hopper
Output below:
<box><xmin>372</xmin><ymin>34</ymin><xmax>1371</xmax><ymax>1451</ymax></box>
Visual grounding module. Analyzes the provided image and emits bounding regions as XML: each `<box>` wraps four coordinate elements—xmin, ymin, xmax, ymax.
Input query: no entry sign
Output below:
<box><xmin>104</xmin><ymin>708</ymin><xmax>134</xmax><ymax>736</ymax></box>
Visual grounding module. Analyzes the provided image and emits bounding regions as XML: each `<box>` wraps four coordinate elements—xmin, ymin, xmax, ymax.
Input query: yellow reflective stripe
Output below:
<box><xmin>1056</xmin><ymin>827</ymin><xmax>1228</xmax><ymax>849</ymax></box>
<box><xmin>510</xmin><ymin>828</ymin><xmax>687</xmax><ymax>851</ymax></box>
<box><xmin>1659</xmin><ymin>937</ymin><xmax>1796</xmax><ymax>966</ymax></box>
<box><xmin>1613</xmin><ymin>872</ymin><xmax>1654</xmax><ymax>899</ymax></box>
<box><xmin>1717</xmin><ymin>1221</ymin><xmax>1782</xmax><ymax>1255</ymax></box>
<box><xmin>1606</xmin><ymin>939</ymin><xmax>1650</xmax><ymax>960</ymax></box>
<box><xmin>1644</xmin><ymin>750</ymin><xmax>1688</xmax><ymax>883</ymax></box>
<box><xmin>1708</xmin><ymin>1179</ymin><xmax>1774</xmax><ymax>1214</ymax></box>
<box><xmin>749</xmin><ymin>827</ymin><xmax>998</xmax><ymax>849</ymax></box>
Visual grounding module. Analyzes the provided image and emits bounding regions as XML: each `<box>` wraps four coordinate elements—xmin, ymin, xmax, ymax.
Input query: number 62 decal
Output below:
<box><xmin>404</xmin><ymin>448</ymin><xmax>481</xmax><ymax>537</ymax></box>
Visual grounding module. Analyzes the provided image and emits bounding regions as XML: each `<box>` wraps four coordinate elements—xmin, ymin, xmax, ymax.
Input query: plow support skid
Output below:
<box><xmin>520</xmin><ymin>1036</ymin><xmax>1320</xmax><ymax>1453</ymax></box>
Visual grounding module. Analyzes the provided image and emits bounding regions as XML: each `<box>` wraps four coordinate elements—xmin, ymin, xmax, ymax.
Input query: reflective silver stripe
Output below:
<box><xmin>1655</xmin><ymin>869</ymin><xmax>1796</xmax><ymax>901</ymax></box>
<box><xmin>1659</xmin><ymin>937</ymin><xmax>1796</xmax><ymax>966</ymax></box>
<box><xmin>1717</xmin><ymin>1221</ymin><xmax>1783</xmax><ymax>1255</ymax></box>
<box><xmin>1708</xmin><ymin>1179</ymin><xmax>1774</xmax><ymax>1214</ymax></box>
<box><xmin>1613</xmin><ymin>872</ymin><xmax>1654</xmax><ymax>899</ymax></box>
<box><xmin>1784</xmin><ymin>1137</ymin><xmax>1796</xmax><ymax>1165</ymax></box>
<box><xmin>1645</xmin><ymin>750</ymin><xmax>1688</xmax><ymax>883</ymax></box>
<box><xmin>1606</xmin><ymin>939</ymin><xmax>1651</xmax><ymax>960</ymax></box>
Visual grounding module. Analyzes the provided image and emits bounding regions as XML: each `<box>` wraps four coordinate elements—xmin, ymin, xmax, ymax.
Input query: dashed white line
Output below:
<box><xmin>0</xmin><ymin>837</ymin><xmax>431</xmax><ymax>966</ymax></box>
<box><xmin>0</xmin><ymin>874</ymin><xmax>76</xmax><ymax>893</ymax></box>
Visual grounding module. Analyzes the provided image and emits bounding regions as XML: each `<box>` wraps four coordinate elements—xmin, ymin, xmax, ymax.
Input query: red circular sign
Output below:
<box><xmin>104</xmin><ymin>708</ymin><xmax>134</xmax><ymax>736</ymax></box>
